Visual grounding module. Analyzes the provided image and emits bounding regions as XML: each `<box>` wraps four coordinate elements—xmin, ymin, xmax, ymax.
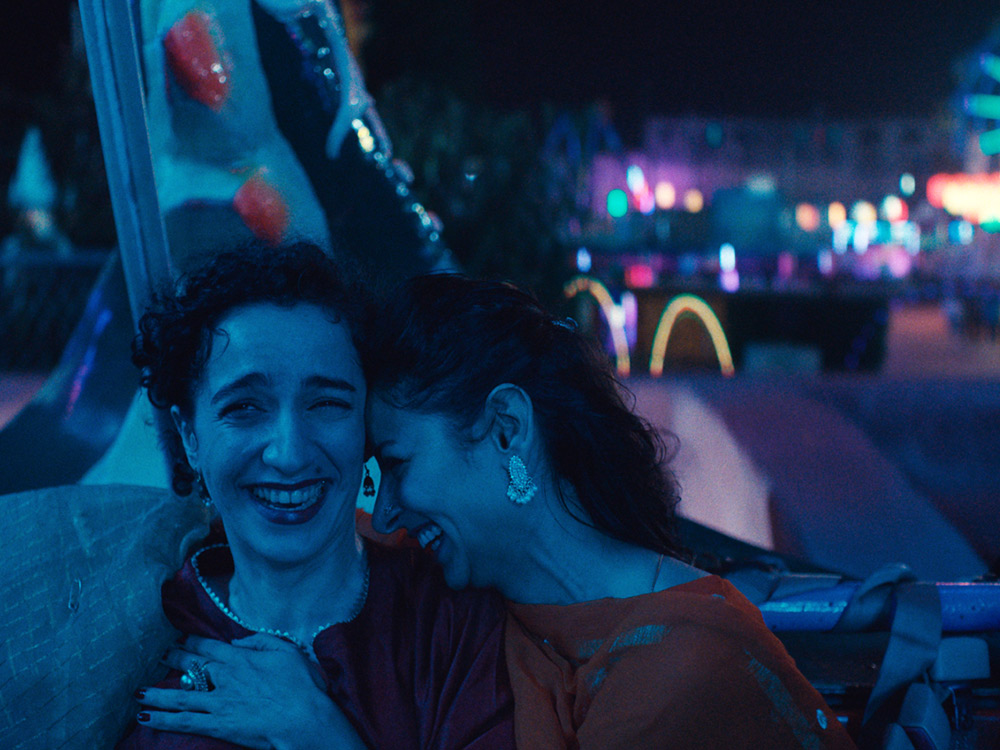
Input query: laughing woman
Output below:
<box><xmin>119</xmin><ymin>245</ymin><xmax>513</xmax><ymax>749</ymax></box>
<box><xmin>365</xmin><ymin>275</ymin><xmax>856</xmax><ymax>749</ymax></box>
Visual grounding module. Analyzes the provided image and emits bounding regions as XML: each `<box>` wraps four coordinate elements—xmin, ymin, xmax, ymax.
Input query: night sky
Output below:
<box><xmin>1</xmin><ymin>0</ymin><xmax>998</xmax><ymax>119</ymax></box>
<box><xmin>466</xmin><ymin>0</ymin><xmax>999</xmax><ymax>118</ymax></box>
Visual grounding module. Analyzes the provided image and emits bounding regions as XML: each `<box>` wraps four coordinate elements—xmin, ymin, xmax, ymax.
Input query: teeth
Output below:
<box><xmin>416</xmin><ymin>525</ymin><xmax>443</xmax><ymax>550</ymax></box>
<box><xmin>252</xmin><ymin>482</ymin><xmax>325</xmax><ymax>509</ymax></box>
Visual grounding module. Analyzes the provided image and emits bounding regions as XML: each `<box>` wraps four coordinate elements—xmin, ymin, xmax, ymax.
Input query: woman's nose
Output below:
<box><xmin>371</xmin><ymin>486</ymin><xmax>404</xmax><ymax>535</ymax></box>
<box><xmin>261</xmin><ymin>414</ymin><xmax>310</xmax><ymax>472</ymax></box>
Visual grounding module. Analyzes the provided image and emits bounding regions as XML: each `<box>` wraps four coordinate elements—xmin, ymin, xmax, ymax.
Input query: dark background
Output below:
<box><xmin>0</xmin><ymin>1</ymin><xmax>997</xmax><ymax>268</ymax></box>
<box><xmin>3</xmin><ymin>0</ymin><xmax>999</xmax><ymax>116</ymax></box>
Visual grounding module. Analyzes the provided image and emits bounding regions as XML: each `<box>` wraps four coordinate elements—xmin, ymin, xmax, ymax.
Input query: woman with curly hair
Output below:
<box><xmin>120</xmin><ymin>243</ymin><xmax>513</xmax><ymax>749</ymax></box>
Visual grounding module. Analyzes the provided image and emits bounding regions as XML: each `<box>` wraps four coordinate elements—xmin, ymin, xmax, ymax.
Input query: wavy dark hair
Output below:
<box><xmin>364</xmin><ymin>274</ymin><xmax>686</xmax><ymax>559</ymax></box>
<box><xmin>132</xmin><ymin>242</ymin><xmax>371</xmax><ymax>497</ymax></box>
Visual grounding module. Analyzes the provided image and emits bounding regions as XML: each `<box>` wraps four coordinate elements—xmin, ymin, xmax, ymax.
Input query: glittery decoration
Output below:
<box><xmin>232</xmin><ymin>171</ymin><xmax>290</xmax><ymax>245</ymax></box>
<box><xmin>263</xmin><ymin>0</ymin><xmax>451</xmax><ymax>269</ymax></box>
<box><xmin>164</xmin><ymin>11</ymin><xmax>231</xmax><ymax>111</ymax></box>
<box><xmin>506</xmin><ymin>454</ymin><xmax>537</xmax><ymax>505</ymax></box>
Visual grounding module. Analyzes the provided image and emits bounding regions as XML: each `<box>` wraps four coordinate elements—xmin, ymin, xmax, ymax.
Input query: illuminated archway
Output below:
<box><xmin>563</xmin><ymin>276</ymin><xmax>631</xmax><ymax>376</ymax></box>
<box><xmin>649</xmin><ymin>294</ymin><xmax>735</xmax><ymax>377</ymax></box>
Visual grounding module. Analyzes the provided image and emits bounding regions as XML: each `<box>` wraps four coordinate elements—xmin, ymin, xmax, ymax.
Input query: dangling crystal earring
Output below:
<box><xmin>506</xmin><ymin>455</ymin><xmax>537</xmax><ymax>505</ymax></box>
<box><xmin>363</xmin><ymin>465</ymin><xmax>376</xmax><ymax>497</ymax></box>
<box><xmin>196</xmin><ymin>472</ymin><xmax>213</xmax><ymax>508</ymax></box>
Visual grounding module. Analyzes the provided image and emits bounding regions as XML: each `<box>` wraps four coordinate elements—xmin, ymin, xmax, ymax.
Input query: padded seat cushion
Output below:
<box><xmin>0</xmin><ymin>484</ymin><xmax>208</xmax><ymax>749</ymax></box>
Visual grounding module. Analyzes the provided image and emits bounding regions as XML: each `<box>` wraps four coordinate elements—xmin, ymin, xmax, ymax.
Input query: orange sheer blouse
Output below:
<box><xmin>504</xmin><ymin>575</ymin><xmax>855</xmax><ymax>749</ymax></box>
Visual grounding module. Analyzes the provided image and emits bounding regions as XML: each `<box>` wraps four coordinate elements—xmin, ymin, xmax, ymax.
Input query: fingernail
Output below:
<box><xmin>134</xmin><ymin>688</ymin><xmax>146</xmax><ymax>700</ymax></box>
<box><xmin>137</xmin><ymin>712</ymin><xmax>150</xmax><ymax>723</ymax></box>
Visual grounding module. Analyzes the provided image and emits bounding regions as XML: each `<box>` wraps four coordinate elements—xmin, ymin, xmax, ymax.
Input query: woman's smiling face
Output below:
<box><xmin>367</xmin><ymin>395</ymin><xmax>512</xmax><ymax>591</ymax></box>
<box><xmin>174</xmin><ymin>302</ymin><xmax>366</xmax><ymax>567</ymax></box>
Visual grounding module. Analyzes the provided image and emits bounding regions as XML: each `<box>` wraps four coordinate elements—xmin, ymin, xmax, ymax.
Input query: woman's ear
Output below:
<box><xmin>170</xmin><ymin>405</ymin><xmax>199</xmax><ymax>471</ymax></box>
<box><xmin>484</xmin><ymin>384</ymin><xmax>533</xmax><ymax>454</ymax></box>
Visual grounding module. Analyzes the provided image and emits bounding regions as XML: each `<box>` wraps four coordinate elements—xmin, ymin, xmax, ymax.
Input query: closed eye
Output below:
<box><xmin>218</xmin><ymin>400</ymin><xmax>261</xmax><ymax>419</ymax></box>
<box><xmin>310</xmin><ymin>397</ymin><xmax>352</xmax><ymax>411</ymax></box>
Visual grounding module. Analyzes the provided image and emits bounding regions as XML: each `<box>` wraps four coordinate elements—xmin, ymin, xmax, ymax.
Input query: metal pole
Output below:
<box><xmin>78</xmin><ymin>0</ymin><xmax>174</xmax><ymax>326</ymax></box>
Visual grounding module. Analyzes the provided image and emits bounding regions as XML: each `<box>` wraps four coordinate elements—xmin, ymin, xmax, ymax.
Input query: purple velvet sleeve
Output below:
<box><xmin>316</xmin><ymin>545</ymin><xmax>516</xmax><ymax>749</ymax></box>
<box><xmin>118</xmin><ymin>542</ymin><xmax>515</xmax><ymax>749</ymax></box>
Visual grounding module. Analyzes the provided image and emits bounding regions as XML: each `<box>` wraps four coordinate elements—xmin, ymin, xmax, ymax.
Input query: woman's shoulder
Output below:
<box><xmin>654</xmin><ymin>555</ymin><xmax>711</xmax><ymax>591</ymax></box>
<box><xmin>506</xmin><ymin>575</ymin><xmax>852</xmax><ymax>748</ymax></box>
<box><xmin>363</xmin><ymin>540</ymin><xmax>507</xmax><ymax>621</ymax></box>
<box><xmin>506</xmin><ymin>571</ymin><xmax>750</xmax><ymax>632</ymax></box>
<box><xmin>505</xmin><ymin>571</ymin><xmax>780</xmax><ymax>670</ymax></box>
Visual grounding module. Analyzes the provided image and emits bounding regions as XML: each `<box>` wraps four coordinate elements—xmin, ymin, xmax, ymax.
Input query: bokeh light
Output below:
<box><xmin>853</xmin><ymin>222</ymin><xmax>871</xmax><ymax>253</ymax></box>
<box><xmin>818</xmin><ymin>249</ymin><xmax>834</xmax><ymax>276</ymax></box>
<box><xmin>683</xmin><ymin>188</ymin><xmax>704</xmax><ymax>213</ymax></box>
<box><xmin>851</xmin><ymin>201</ymin><xmax>877</xmax><ymax>225</ymax></box>
<box><xmin>881</xmin><ymin>195</ymin><xmax>908</xmax><ymax>222</ymax></box>
<box><xmin>625</xmin><ymin>263</ymin><xmax>655</xmax><ymax>288</ymax></box>
<box><xmin>795</xmin><ymin>203</ymin><xmax>821</xmax><ymax>232</ymax></box>
<box><xmin>654</xmin><ymin>181</ymin><xmax>676</xmax><ymax>209</ymax></box>
<box><xmin>928</xmin><ymin>173</ymin><xmax>1000</xmax><ymax>225</ymax></box>
<box><xmin>949</xmin><ymin>220</ymin><xmax>975</xmax><ymax>245</ymax></box>
<box><xmin>607</xmin><ymin>189</ymin><xmax>629</xmax><ymax>218</ymax></box>
<box><xmin>828</xmin><ymin>202</ymin><xmax>848</xmax><ymax>229</ymax></box>
<box><xmin>626</xmin><ymin>165</ymin><xmax>646</xmax><ymax>194</ymax></box>
<box><xmin>719</xmin><ymin>243</ymin><xmax>736</xmax><ymax>272</ymax></box>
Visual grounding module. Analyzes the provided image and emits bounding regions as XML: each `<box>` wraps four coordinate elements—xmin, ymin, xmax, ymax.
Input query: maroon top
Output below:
<box><xmin>118</xmin><ymin>535</ymin><xmax>515</xmax><ymax>749</ymax></box>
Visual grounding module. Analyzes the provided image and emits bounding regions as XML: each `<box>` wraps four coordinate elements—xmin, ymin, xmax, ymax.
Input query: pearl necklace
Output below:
<box><xmin>192</xmin><ymin>543</ymin><xmax>370</xmax><ymax>659</ymax></box>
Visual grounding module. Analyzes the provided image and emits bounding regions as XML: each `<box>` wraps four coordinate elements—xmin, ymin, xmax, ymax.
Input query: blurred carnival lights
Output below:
<box><xmin>795</xmin><ymin>203</ymin><xmax>821</xmax><ymax>232</ymax></box>
<box><xmin>719</xmin><ymin>243</ymin><xmax>739</xmax><ymax>292</ymax></box>
<box><xmin>881</xmin><ymin>195</ymin><xmax>908</xmax><ymax>222</ymax></box>
<box><xmin>683</xmin><ymin>189</ymin><xmax>704</xmax><ymax>213</ymax></box>
<box><xmin>626</xmin><ymin>165</ymin><xmax>655</xmax><ymax>214</ymax></box>
<box><xmin>833</xmin><ymin>222</ymin><xmax>852</xmax><ymax>254</ymax></box>
<box><xmin>649</xmin><ymin>294</ymin><xmax>735</xmax><ymax>377</ymax></box>
<box><xmin>927</xmin><ymin>172</ymin><xmax>1000</xmax><ymax>226</ymax></box>
<box><xmin>564</xmin><ymin>276</ymin><xmax>631</xmax><ymax>376</ymax></box>
<box><xmin>654</xmin><ymin>181</ymin><xmax>676</xmax><ymax>209</ymax></box>
<box><xmin>625</xmin><ymin>263</ymin><xmax>655</xmax><ymax>288</ymax></box>
<box><xmin>828</xmin><ymin>202</ymin><xmax>848</xmax><ymax>229</ymax></box>
<box><xmin>949</xmin><ymin>220</ymin><xmax>976</xmax><ymax>245</ymax></box>
<box><xmin>853</xmin><ymin>222</ymin><xmax>871</xmax><ymax>254</ymax></box>
<box><xmin>719</xmin><ymin>243</ymin><xmax>737</xmax><ymax>272</ymax></box>
<box><xmin>818</xmin><ymin>249</ymin><xmax>834</xmax><ymax>276</ymax></box>
<box><xmin>607</xmin><ymin>189</ymin><xmax>628</xmax><ymax>218</ymax></box>
<box><xmin>851</xmin><ymin>201</ymin><xmax>878</xmax><ymax>225</ymax></box>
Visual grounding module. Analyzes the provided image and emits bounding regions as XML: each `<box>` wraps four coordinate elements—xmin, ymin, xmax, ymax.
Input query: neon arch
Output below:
<box><xmin>649</xmin><ymin>294</ymin><xmax>735</xmax><ymax>377</ymax></box>
<box><xmin>563</xmin><ymin>276</ymin><xmax>631</xmax><ymax>376</ymax></box>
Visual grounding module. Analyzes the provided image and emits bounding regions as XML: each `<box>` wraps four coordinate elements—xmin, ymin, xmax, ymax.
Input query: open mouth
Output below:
<box><xmin>247</xmin><ymin>480</ymin><xmax>328</xmax><ymax>523</ymax></box>
<box><xmin>251</xmin><ymin>482</ymin><xmax>325</xmax><ymax>509</ymax></box>
<box><xmin>414</xmin><ymin>523</ymin><xmax>444</xmax><ymax>553</ymax></box>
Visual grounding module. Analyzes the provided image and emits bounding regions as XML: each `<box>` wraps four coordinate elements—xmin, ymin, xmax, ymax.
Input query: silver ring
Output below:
<box><xmin>179</xmin><ymin>660</ymin><xmax>211</xmax><ymax>692</ymax></box>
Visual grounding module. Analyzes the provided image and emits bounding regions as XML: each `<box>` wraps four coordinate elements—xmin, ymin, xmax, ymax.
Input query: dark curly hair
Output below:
<box><xmin>364</xmin><ymin>274</ymin><xmax>686</xmax><ymax>559</ymax></box>
<box><xmin>132</xmin><ymin>242</ymin><xmax>371</xmax><ymax>497</ymax></box>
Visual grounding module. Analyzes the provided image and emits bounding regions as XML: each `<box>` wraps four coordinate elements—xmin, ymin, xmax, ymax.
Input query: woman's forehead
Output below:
<box><xmin>200</xmin><ymin>302</ymin><xmax>362</xmax><ymax>389</ymax></box>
